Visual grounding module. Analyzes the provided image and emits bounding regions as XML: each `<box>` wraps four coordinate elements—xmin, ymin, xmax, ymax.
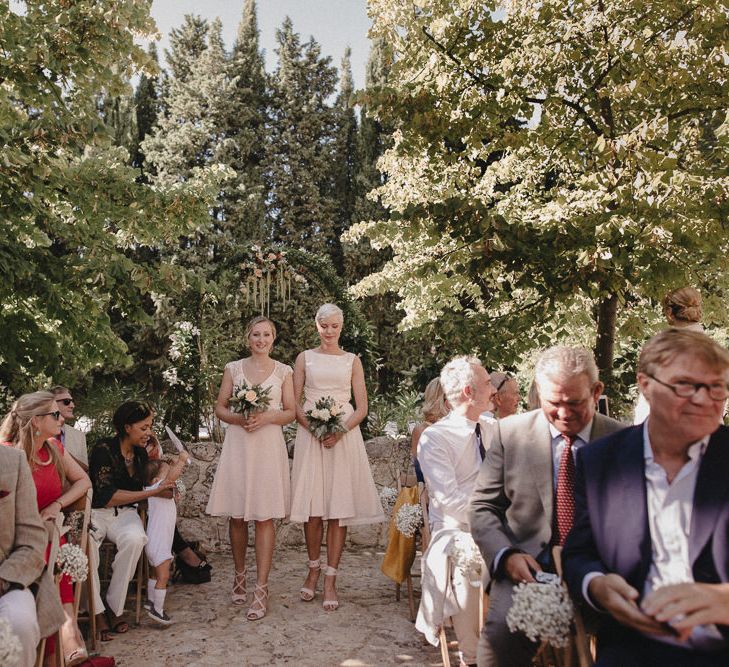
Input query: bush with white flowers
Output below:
<box><xmin>379</xmin><ymin>486</ymin><xmax>398</xmax><ymax>515</ymax></box>
<box><xmin>395</xmin><ymin>502</ymin><xmax>423</xmax><ymax>538</ymax></box>
<box><xmin>447</xmin><ymin>532</ymin><xmax>485</xmax><ymax>585</ymax></box>
<box><xmin>56</xmin><ymin>543</ymin><xmax>89</xmax><ymax>583</ymax></box>
<box><xmin>0</xmin><ymin>617</ymin><xmax>22</xmax><ymax>666</ymax></box>
<box><xmin>506</xmin><ymin>581</ymin><xmax>575</xmax><ymax>648</ymax></box>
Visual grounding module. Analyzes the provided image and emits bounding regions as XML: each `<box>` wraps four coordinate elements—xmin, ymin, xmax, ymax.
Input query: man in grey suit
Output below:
<box><xmin>469</xmin><ymin>346</ymin><xmax>624</xmax><ymax>666</ymax></box>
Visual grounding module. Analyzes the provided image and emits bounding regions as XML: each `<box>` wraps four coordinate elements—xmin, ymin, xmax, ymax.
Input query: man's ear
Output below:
<box><xmin>592</xmin><ymin>381</ymin><xmax>605</xmax><ymax>403</ymax></box>
<box><xmin>636</xmin><ymin>373</ymin><xmax>651</xmax><ymax>396</ymax></box>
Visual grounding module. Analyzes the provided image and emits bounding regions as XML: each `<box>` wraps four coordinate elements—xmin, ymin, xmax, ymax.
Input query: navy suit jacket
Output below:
<box><xmin>563</xmin><ymin>424</ymin><xmax>729</xmax><ymax>643</ymax></box>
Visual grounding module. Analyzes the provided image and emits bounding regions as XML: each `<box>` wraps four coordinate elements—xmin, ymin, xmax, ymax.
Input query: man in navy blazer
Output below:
<box><xmin>563</xmin><ymin>328</ymin><xmax>729</xmax><ymax>666</ymax></box>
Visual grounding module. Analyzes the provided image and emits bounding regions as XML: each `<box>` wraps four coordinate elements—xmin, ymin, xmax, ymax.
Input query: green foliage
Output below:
<box><xmin>365</xmin><ymin>388</ymin><xmax>422</xmax><ymax>440</ymax></box>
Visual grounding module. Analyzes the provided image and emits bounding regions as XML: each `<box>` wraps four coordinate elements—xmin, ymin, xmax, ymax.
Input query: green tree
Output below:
<box><xmin>267</xmin><ymin>18</ymin><xmax>340</xmax><ymax>255</ymax></box>
<box><xmin>0</xmin><ymin>0</ymin><xmax>223</xmax><ymax>395</ymax></box>
<box><xmin>165</xmin><ymin>14</ymin><xmax>209</xmax><ymax>83</ymax></box>
<box><xmin>348</xmin><ymin>0</ymin><xmax>729</xmax><ymax>391</ymax></box>
<box><xmin>221</xmin><ymin>0</ymin><xmax>269</xmax><ymax>242</ymax></box>
<box><xmin>132</xmin><ymin>43</ymin><xmax>163</xmax><ymax>178</ymax></box>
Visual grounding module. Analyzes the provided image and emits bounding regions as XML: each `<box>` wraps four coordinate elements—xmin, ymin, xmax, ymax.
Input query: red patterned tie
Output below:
<box><xmin>555</xmin><ymin>434</ymin><xmax>576</xmax><ymax>546</ymax></box>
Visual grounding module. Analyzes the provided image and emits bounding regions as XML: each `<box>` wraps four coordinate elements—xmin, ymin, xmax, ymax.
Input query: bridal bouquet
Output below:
<box><xmin>506</xmin><ymin>579</ymin><xmax>574</xmax><ymax>648</ymax></box>
<box><xmin>447</xmin><ymin>532</ymin><xmax>485</xmax><ymax>586</ymax></box>
<box><xmin>229</xmin><ymin>381</ymin><xmax>272</xmax><ymax>419</ymax></box>
<box><xmin>394</xmin><ymin>502</ymin><xmax>423</xmax><ymax>538</ymax></box>
<box><xmin>0</xmin><ymin>617</ymin><xmax>21</xmax><ymax>666</ymax></box>
<box><xmin>56</xmin><ymin>543</ymin><xmax>89</xmax><ymax>583</ymax></box>
<box><xmin>306</xmin><ymin>396</ymin><xmax>347</xmax><ymax>439</ymax></box>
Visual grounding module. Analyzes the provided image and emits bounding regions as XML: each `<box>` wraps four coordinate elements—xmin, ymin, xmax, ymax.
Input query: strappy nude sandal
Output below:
<box><xmin>300</xmin><ymin>558</ymin><xmax>321</xmax><ymax>601</ymax></box>
<box><xmin>247</xmin><ymin>583</ymin><xmax>269</xmax><ymax>621</ymax></box>
<box><xmin>232</xmin><ymin>569</ymin><xmax>247</xmax><ymax>605</ymax></box>
<box><xmin>322</xmin><ymin>565</ymin><xmax>339</xmax><ymax>611</ymax></box>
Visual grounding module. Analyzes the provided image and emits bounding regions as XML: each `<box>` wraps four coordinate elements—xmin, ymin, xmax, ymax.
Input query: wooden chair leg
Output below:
<box><xmin>438</xmin><ymin>625</ymin><xmax>451</xmax><ymax>667</ymax></box>
<box><xmin>406</xmin><ymin>574</ymin><xmax>416</xmax><ymax>622</ymax></box>
<box><xmin>395</xmin><ymin>582</ymin><xmax>401</xmax><ymax>601</ymax></box>
<box><xmin>135</xmin><ymin>553</ymin><xmax>144</xmax><ymax>626</ymax></box>
<box><xmin>85</xmin><ymin>543</ymin><xmax>97</xmax><ymax>651</ymax></box>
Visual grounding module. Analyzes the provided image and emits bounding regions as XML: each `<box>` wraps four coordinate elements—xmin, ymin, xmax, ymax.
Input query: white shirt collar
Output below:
<box><xmin>642</xmin><ymin>419</ymin><xmax>708</xmax><ymax>464</ymax></box>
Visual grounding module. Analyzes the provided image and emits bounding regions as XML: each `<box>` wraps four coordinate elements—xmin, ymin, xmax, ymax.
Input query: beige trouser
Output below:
<box><xmin>0</xmin><ymin>588</ymin><xmax>40</xmax><ymax>667</ymax></box>
<box><xmin>450</xmin><ymin>572</ymin><xmax>483</xmax><ymax>665</ymax></box>
<box><xmin>89</xmin><ymin>507</ymin><xmax>147</xmax><ymax>616</ymax></box>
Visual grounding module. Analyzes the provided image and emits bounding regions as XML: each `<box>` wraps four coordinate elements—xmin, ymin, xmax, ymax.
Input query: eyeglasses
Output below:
<box><xmin>647</xmin><ymin>374</ymin><xmax>729</xmax><ymax>401</ymax></box>
<box><xmin>57</xmin><ymin>398</ymin><xmax>74</xmax><ymax>406</ymax></box>
<box><xmin>39</xmin><ymin>411</ymin><xmax>62</xmax><ymax>420</ymax></box>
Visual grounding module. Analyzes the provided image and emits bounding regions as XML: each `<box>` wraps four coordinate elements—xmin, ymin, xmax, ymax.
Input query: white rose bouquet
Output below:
<box><xmin>229</xmin><ymin>381</ymin><xmax>272</xmax><ymax>419</ymax></box>
<box><xmin>506</xmin><ymin>580</ymin><xmax>575</xmax><ymax>648</ymax></box>
<box><xmin>394</xmin><ymin>502</ymin><xmax>423</xmax><ymax>538</ymax></box>
<box><xmin>56</xmin><ymin>542</ymin><xmax>89</xmax><ymax>583</ymax></box>
<box><xmin>0</xmin><ymin>617</ymin><xmax>22</xmax><ymax>666</ymax></box>
<box><xmin>305</xmin><ymin>396</ymin><xmax>347</xmax><ymax>439</ymax></box>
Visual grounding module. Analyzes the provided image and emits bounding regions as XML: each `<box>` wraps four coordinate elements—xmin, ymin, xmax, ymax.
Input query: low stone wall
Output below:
<box><xmin>163</xmin><ymin>435</ymin><xmax>411</xmax><ymax>553</ymax></box>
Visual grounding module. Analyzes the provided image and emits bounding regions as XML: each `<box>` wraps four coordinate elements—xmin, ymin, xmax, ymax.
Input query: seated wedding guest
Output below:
<box><xmin>0</xmin><ymin>444</ymin><xmax>64</xmax><ymax>667</ymax></box>
<box><xmin>469</xmin><ymin>346</ymin><xmax>623</xmax><ymax>666</ymax></box>
<box><xmin>489</xmin><ymin>372</ymin><xmax>521</xmax><ymax>418</ymax></box>
<box><xmin>415</xmin><ymin>356</ymin><xmax>497</xmax><ymax>667</ymax></box>
<box><xmin>88</xmin><ymin>401</ymin><xmax>176</xmax><ymax>641</ymax></box>
<box><xmin>634</xmin><ymin>286</ymin><xmax>704</xmax><ymax>424</ymax></box>
<box><xmin>564</xmin><ymin>329</ymin><xmax>729</xmax><ymax>666</ymax></box>
<box><xmin>410</xmin><ymin>377</ymin><xmax>450</xmax><ymax>483</ymax></box>
<box><xmin>50</xmin><ymin>386</ymin><xmax>88</xmax><ymax>471</ymax></box>
<box><xmin>1</xmin><ymin>391</ymin><xmax>92</xmax><ymax>665</ymax></box>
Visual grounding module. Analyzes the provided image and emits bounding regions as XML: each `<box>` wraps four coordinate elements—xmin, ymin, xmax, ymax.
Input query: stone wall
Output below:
<box><xmin>163</xmin><ymin>435</ymin><xmax>411</xmax><ymax>553</ymax></box>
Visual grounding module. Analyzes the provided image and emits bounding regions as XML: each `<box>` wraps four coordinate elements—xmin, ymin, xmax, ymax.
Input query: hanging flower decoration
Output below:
<box><xmin>447</xmin><ymin>532</ymin><xmax>486</xmax><ymax>586</ymax></box>
<box><xmin>379</xmin><ymin>486</ymin><xmax>398</xmax><ymax>515</ymax></box>
<box><xmin>506</xmin><ymin>580</ymin><xmax>575</xmax><ymax>648</ymax></box>
<box><xmin>395</xmin><ymin>502</ymin><xmax>423</xmax><ymax>538</ymax></box>
<box><xmin>56</xmin><ymin>543</ymin><xmax>89</xmax><ymax>583</ymax></box>
<box><xmin>240</xmin><ymin>245</ymin><xmax>308</xmax><ymax>315</ymax></box>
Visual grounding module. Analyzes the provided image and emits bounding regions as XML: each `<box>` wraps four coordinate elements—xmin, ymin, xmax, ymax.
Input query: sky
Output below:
<box><xmin>149</xmin><ymin>0</ymin><xmax>373</xmax><ymax>89</ymax></box>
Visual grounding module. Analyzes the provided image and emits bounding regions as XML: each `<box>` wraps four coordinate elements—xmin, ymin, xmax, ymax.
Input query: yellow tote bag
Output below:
<box><xmin>381</xmin><ymin>484</ymin><xmax>420</xmax><ymax>584</ymax></box>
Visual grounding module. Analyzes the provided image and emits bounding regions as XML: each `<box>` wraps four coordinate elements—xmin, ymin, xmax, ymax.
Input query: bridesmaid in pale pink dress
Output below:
<box><xmin>290</xmin><ymin>303</ymin><xmax>384</xmax><ymax>611</ymax></box>
<box><xmin>206</xmin><ymin>316</ymin><xmax>295</xmax><ymax>620</ymax></box>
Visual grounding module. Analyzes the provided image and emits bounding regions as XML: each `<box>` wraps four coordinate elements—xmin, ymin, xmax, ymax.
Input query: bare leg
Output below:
<box><xmin>253</xmin><ymin>520</ymin><xmax>275</xmax><ymax>586</ymax></box>
<box><xmin>302</xmin><ymin>517</ymin><xmax>323</xmax><ymax>596</ymax></box>
<box><xmin>229</xmin><ymin>518</ymin><xmax>248</xmax><ymax>574</ymax></box>
<box><xmin>59</xmin><ymin>602</ymin><xmax>86</xmax><ymax>659</ymax></box>
<box><xmin>323</xmin><ymin>520</ymin><xmax>347</xmax><ymax>609</ymax></box>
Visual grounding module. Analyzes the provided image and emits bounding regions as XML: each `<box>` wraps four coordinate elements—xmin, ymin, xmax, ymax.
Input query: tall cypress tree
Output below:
<box><xmin>165</xmin><ymin>15</ymin><xmax>209</xmax><ymax>83</ymax></box>
<box><xmin>267</xmin><ymin>18</ymin><xmax>339</xmax><ymax>255</ymax></box>
<box><xmin>221</xmin><ymin>0</ymin><xmax>269</xmax><ymax>243</ymax></box>
<box><xmin>131</xmin><ymin>43</ymin><xmax>162</xmax><ymax>178</ymax></box>
<box><xmin>330</xmin><ymin>47</ymin><xmax>358</xmax><ymax>273</ymax></box>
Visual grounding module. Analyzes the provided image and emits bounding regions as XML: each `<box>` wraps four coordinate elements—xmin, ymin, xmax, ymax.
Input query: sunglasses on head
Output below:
<box><xmin>39</xmin><ymin>411</ymin><xmax>62</xmax><ymax>420</ymax></box>
<box><xmin>57</xmin><ymin>398</ymin><xmax>73</xmax><ymax>406</ymax></box>
<box><xmin>494</xmin><ymin>375</ymin><xmax>511</xmax><ymax>392</ymax></box>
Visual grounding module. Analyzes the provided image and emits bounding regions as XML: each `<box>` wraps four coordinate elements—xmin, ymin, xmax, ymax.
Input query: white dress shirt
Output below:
<box><xmin>417</xmin><ymin>411</ymin><xmax>491</xmax><ymax>530</ymax></box>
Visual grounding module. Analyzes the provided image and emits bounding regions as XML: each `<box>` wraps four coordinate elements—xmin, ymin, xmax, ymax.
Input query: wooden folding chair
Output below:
<box><xmin>35</xmin><ymin>514</ymin><xmax>64</xmax><ymax>667</ymax></box>
<box><xmin>534</xmin><ymin>547</ymin><xmax>595</xmax><ymax>667</ymax></box>
<box><xmin>65</xmin><ymin>489</ymin><xmax>96</xmax><ymax>650</ymax></box>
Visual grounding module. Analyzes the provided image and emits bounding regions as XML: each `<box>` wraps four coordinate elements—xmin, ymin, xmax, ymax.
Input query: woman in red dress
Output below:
<box><xmin>1</xmin><ymin>391</ymin><xmax>92</xmax><ymax>666</ymax></box>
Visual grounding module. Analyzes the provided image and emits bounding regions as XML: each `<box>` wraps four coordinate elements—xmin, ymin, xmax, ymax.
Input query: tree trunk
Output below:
<box><xmin>594</xmin><ymin>293</ymin><xmax>618</xmax><ymax>390</ymax></box>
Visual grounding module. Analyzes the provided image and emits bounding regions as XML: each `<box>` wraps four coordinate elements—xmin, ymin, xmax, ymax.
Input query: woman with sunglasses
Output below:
<box><xmin>88</xmin><ymin>400</ymin><xmax>176</xmax><ymax>638</ymax></box>
<box><xmin>1</xmin><ymin>391</ymin><xmax>93</xmax><ymax>666</ymax></box>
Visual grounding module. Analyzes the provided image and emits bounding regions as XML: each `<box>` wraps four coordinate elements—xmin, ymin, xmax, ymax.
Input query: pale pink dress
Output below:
<box><xmin>290</xmin><ymin>350</ymin><xmax>385</xmax><ymax>526</ymax></box>
<box><xmin>206</xmin><ymin>359</ymin><xmax>292</xmax><ymax>520</ymax></box>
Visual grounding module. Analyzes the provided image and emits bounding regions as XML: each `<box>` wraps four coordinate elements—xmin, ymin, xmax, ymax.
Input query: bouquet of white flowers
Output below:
<box><xmin>0</xmin><ymin>617</ymin><xmax>22</xmax><ymax>666</ymax></box>
<box><xmin>447</xmin><ymin>532</ymin><xmax>485</xmax><ymax>586</ymax></box>
<box><xmin>395</xmin><ymin>502</ymin><xmax>423</xmax><ymax>538</ymax></box>
<box><xmin>305</xmin><ymin>396</ymin><xmax>347</xmax><ymax>439</ymax></box>
<box><xmin>174</xmin><ymin>479</ymin><xmax>187</xmax><ymax>498</ymax></box>
<box><xmin>56</xmin><ymin>543</ymin><xmax>89</xmax><ymax>583</ymax></box>
<box><xmin>379</xmin><ymin>486</ymin><xmax>398</xmax><ymax>515</ymax></box>
<box><xmin>506</xmin><ymin>580</ymin><xmax>575</xmax><ymax>648</ymax></box>
<box><xmin>229</xmin><ymin>381</ymin><xmax>272</xmax><ymax>419</ymax></box>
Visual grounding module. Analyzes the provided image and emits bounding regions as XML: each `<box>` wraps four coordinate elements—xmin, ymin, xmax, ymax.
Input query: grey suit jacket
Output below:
<box><xmin>468</xmin><ymin>409</ymin><xmax>624</xmax><ymax>572</ymax></box>
<box><xmin>63</xmin><ymin>424</ymin><xmax>87</xmax><ymax>468</ymax></box>
<box><xmin>0</xmin><ymin>446</ymin><xmax>65</xmax><ymax>637</ymax></box>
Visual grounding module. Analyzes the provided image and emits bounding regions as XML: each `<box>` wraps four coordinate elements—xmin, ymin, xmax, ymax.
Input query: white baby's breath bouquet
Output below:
<box><xmin>394</xmin><ymin>502</ymin><xmax>423</xmax><ymax>538</ymax></box>
<box><xmin>229</xmin><ymin>381</ymin><xmax>272</xmax><ymax>419</ymax></box>
<box><xmin>0</xmin><ymin>616</ymin><xmax>22</xmax><ymax>666</ymax></box>
<box><xmin>447</xmin><ymin>532</ymin><xmax>485</xmax><ymax>586</ymax></box>
<box><xmin>174</xmin><ymin>479</ymin><xmax>186</xmax><ymax>498</ymax></box>
<box><xmin>379</xmin><ymin>486</ymin><xmax>398</xmax><ymax>515</ymax></box>
<box><xmin>506</xmin><ymin>580</ymin><xmax>575</xmax><ymax>648</ymax></box>
<box><xmin>56</xmin><ymin>543</ymin><xmax>88</xmax><ymax>583</ymax></box>
<box><xmin>306</xmin><ymin>396</ymin><xmax>347</xmax><ymax>439</ymax></box>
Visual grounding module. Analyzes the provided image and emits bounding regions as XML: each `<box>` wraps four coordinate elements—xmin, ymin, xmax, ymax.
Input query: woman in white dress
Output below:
<box><xmin>206</xmin><ymin>316</ymin><xmax>295</xmax><ymax>620</ymax></box>
<box><xmin>290</xmin><ymin>303</ymin><xmax>384</xmax><ymax>611</ymax></box>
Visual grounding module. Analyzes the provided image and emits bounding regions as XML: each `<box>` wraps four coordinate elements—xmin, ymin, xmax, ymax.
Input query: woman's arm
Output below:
<box><xmin>40</xmin><ymin>447</ymin><xmax>92</xmax><ymax>520</ymax></box>
<box><xmin>213</xmin><ymin>367</ymin><xmax>246</xmax><ymax>427</ymax></box>
<box><xmin>293</xmin><ymin>352</ymin><xmax>309</xmax><ymax>428</ymax></box>
<box><xmin>164</xmin><ymin>452</ymin><xmax>190</xmax><ymax>483</ymax></box>
<box><xmin>105</xmin><ymin>483</ymin><xmax>175</xmax><ymax>507</ymax></box>
<box><xmin>321</xmin><ymin>355</ymin><xmax>368</xmax><ymax>448</ymax></box>
<box><xmin>244</xmin><ymin>371</ymin><xmax>296</xmax><ymax>431</ymax></box>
